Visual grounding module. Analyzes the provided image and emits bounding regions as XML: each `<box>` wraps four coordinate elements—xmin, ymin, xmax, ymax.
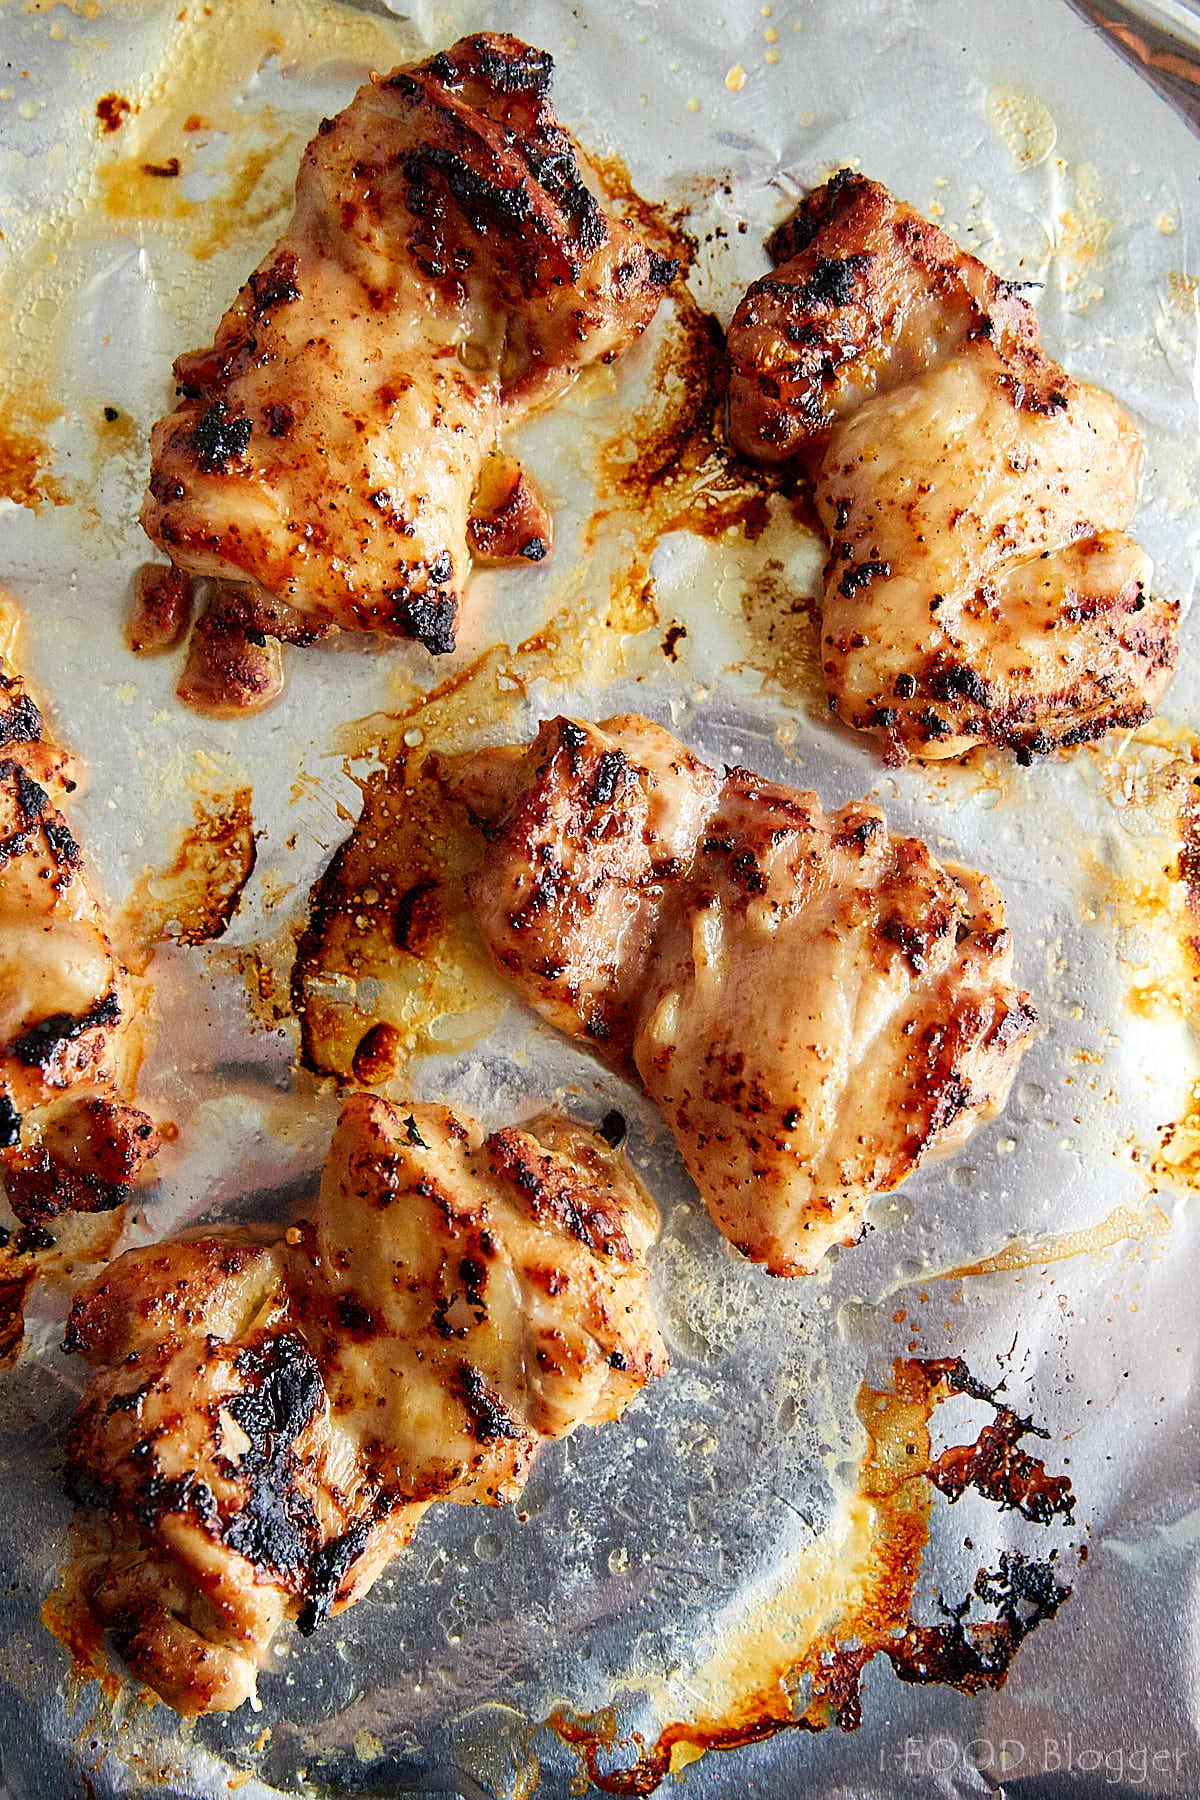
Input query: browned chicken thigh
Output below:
<box><xmin>142</xmin><ymin>32</ymin><xmax>675</xmax><ymax>705</ymax></box>
<box><xmin>0</xmin><ymin>606</ymin><xmax>158</xmax><ymax>1224</ymax></box>
<box><xmin>60</xmin><ymin>1093</ymin><xmax>665</xmax><ymax>1715</ymax></box>
<box><xmin>727</xmin><ymin>173</ymin><xmax>1179</xmax><ymax>762</ymax></box>
<box><xmin>440</xmin><ymin>716</ymin><xmax>1035</xmax><ymax>1274</ymax></box>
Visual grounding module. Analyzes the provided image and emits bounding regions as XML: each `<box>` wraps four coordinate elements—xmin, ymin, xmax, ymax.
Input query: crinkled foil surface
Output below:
<box><xmin>0</xmin><ymin>0</ymin><xmax>1198</xmax><ymax>1794</ymax></box>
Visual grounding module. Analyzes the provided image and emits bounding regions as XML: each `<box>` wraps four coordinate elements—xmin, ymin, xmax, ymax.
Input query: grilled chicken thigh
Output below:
<box><xmin>440</xmin><ymin>715</ymin><xmax>1034</xmax><ymax>1274</ymax></box>
<box><xmin>0</xmin><ymin>610</ymin><xmax>158</xmax><ymax>1224</ymax></box>
<box><xmin>142</xmin><ymin>32</ymin><xmax>675</xmax><ymax>703</ymax></box>
<box><xmin>61</xmin><ymin>1094</ymin><xmax>665</xmax><ymax>1715</ymax></box>
<box><xmin>727</xmin><ymin>173</ymin><xmax>1178</xmax><ymax>761</ymax></box>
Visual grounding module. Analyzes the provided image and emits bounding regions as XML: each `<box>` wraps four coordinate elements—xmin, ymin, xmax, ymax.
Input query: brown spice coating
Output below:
<box><xmin>59</xmin><ymin>1094</ymin><xmax>665</xmax><ymax>1716</ymax></box>
<box><xmin>727</xmin><ymin>173</ymin><xmax>1179</xmax><ymax>761</ymax></box>
<box><xmin>440</xmin><ymin>714</ymin><xmax>1035</xmax><ymax>1274</ymax></box>
<box><xmin>142</xmin><ymin>31</ymin><xmax>674</xmax><ymax>689</ymax></box>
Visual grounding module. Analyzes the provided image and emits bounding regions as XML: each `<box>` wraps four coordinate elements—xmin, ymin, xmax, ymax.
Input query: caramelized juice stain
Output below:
<box><xmin>0</xmin><ymin>0</ymin><xmax>418</xmax><ymax>527</ymax></box>
<box><xmin>926</xmin><ymin>1201</ymin><xmax>1171</xmax><ymax>1280</ymax></box>
<box><xmin>0</xmin><ymin>394</ymin><xmax>66</xmax><ymax>511</ymax></box>
<box><xmin>295</xmin><ymin>559</ymin><xmax>687</xmax><ymax>1080</ymax></box>
<box><xmin>188</xmin><ymin>135</ymin><xmax>301</xmax><ymax>261</ymax></box>
<box><xmin>548</xmin><ymin>1357</ymin><xmax>1073</xmax><ymax>1793</ymax></box>
<box><xmin>586</xmin><ymin>288</ymin><xmax>825</xmax><ymax>705</ymax></box>
<box><xmin>97</xmin><ymin>152</ymin><xmax>196</xmax><ymax>226</ymax></box>
<box><xmin>41</xmin><ymin>1528</ymin><xmax>116</xmax><ymax>1699</ymax></box>
<box><xmin>95</xmin><ymin>92</ymin><xmax>135</xmax><ymax>133</ymax></box>
<box><xmin>117</xmin><ymin>786</ymin><xmax>256</xmax><ymax>972</ymax></box>
<box><xmin>1083</xmin><ymin>726</ymin><xmax>1200</xmax><ymax>1182</ymax></box>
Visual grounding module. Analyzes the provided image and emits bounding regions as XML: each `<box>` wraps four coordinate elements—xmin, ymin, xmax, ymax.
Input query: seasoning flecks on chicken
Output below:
<box><xmin>0</xmin><ymin>609</ymin><xmax>158</xmax><ymax>1223</ymax></box>
<box><xmin>60</xmin><ymin>1094</ymin><xmax>665</xmax><ymax>1715</ymax></box>
<box><xmin>439</xmin><ymin>715</ymin><xmax>1035</xmax><ymax>1275</ymax></box>
<box><xmin>141</xmin><ymin>32</ymin><xmax>676</xmax><ymax>692</ymax></box>
<box><xmin>726</xmin><ymin>172</ymin><xmax>1179</xmax><ymax>762</ymax></box>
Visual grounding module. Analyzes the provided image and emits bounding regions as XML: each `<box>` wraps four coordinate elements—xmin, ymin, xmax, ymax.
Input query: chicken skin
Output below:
<box><xmin>0</xmin><ymin>609</ymin><xmax>158</xmax><ymax>1224</ymax></box>
<box><xmin>142</xmin><ymin>32</ymin><xmax>675</xmax><ymax>702</ymax></box>
<box><xmin>727</xmin><ymin>173</ymin><xmax>1179</xmax><ymax>762</ymax></box>
<box><xmin>60</xmin><ymin>1094</ymin><xmax>665</xmax><ymax>1716</ymax></box>
<box><xmin>439</xmin><ymin>716</ymin><xmax>1035</xmax><ymax>1275</ymax></box>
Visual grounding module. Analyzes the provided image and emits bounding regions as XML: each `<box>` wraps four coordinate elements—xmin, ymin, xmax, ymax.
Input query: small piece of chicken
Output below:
<box><xmin>0</xmin><ymin>608</ymin><xmax>158</xmax><ymax>1223</ymax></box>
<box><xmin>726</xmin><ymin>172</ymin><xmax>1179</xmax><ymax>762</ymax></box>
<box><xmin>439</xmin><ymin>715</ymin><xmax>1035</xmax><ymax>1274</ymax></box>
<box><xmin>60</xmin><ymin>1094</ymin><xmax>665</xmax><ymax>1716</ymax></box>
<box><xmin>141</xmin><ymin>32</ymin><xmax>675</xmax><ymax>699</ymax></box>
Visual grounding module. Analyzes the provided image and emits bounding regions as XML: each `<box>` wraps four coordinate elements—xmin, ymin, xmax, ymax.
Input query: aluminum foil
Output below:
<box><xmin>0</xmin><ymin>0</ymin><xmax>1197</xmax><ymax>1794</ymax></box>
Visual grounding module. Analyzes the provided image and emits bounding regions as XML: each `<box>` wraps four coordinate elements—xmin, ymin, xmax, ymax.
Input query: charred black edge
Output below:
<box><xmin>9</xmin><ymin>990</ymin><xmax>122</xmax><ymax>1071</ymax></box>
<box><xmin>290</xmin><ymin>834</ymin><xmax>360</xmax><ymax>1078</ymax></box>
<box><xmin>296</xmin><ymin>1520</ymin><xmax>371</xmax><ymax>1636</ymax></box>
<box><xmin>454</xmin><ymin>1359</ymin><xmax>523</xmax><ymax>1442</ymax></box>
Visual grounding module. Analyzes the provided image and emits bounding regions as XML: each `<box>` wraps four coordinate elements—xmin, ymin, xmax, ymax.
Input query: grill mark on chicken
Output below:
<box><xmin>440</xmin><ymin>714</ymin><xmax>1035</xmax><ymax>1275</ymax></box>
<box><xmin>189</xmin><ymin>403</ymin><xmax>252</xmax><ymax>474</ymax></box>
<box><xmin>57</xmin><ymin>1095</ymin><xmax>665</xmax><ymax>1715</ymax></box>
<box><xmin>142</xmin><ymin>32</ymin><xmax>676</xmax><ymax>707</ymax></box>
<box><xmin>0</xmin><ymin>612</ymin><xmax>158</xmax><ymax>1224</ymax></box>
<box><xmin>455</xmin><ymin>1361</ymin><xmax>523</xmax><ymax>1443</ymax></box>
<box><xmin>10</xmin><ymin>990</ymin><xmax>122</xmax><ymax>1072</ymax></box>
<box><xmin>727</xmin><ymin>172</ymin><xmax>1179</xmax><ymax>762</ymax></box>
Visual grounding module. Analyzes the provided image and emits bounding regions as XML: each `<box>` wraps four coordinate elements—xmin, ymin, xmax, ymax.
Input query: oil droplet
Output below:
<box><xmin>725</xmin><ymin>63</ymin><xmax>747</xmax><ymax>92</ymax></box>
<box><xmin>764</xmin><ymin>24</ymin><xmax>778</xmax><ymax>41</ymax></box>
<box><xmin>986</xmin><ymin>85</ymin><xmax>1056</xmax><ymax>169</ymax></box>
<box><xmin>686</xmin><ymin>96</ymin><xmax>701</xmax><ymax>112</ymax></box>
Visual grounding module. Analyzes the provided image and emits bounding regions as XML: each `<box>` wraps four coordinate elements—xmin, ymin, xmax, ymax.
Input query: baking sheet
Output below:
<box><xmin>0</xmin><ymin>0</ymin><xmax>1198</xmax><ymax>1793</ymax></box>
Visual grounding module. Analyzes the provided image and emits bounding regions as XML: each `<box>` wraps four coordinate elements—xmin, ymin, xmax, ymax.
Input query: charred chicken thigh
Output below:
<box><xmin>61</xmin><ymin>1094</ymin><xmax>665</xmax><ymax>1716</ymax></box>
<box><xmin>439</xmin><ymin>715</ymin><xmax>1035</xmax><ymax>1274</ymax></box>
<box><xmin>0</xmin><ymin>608</ymin><xmax>158</xmax><ymax>1224</ymax></box>
<box><xmin>727</xmin><ymin>173</ymin><xmax>1178</xmax><ymax>762</ymax></box>
<box><xmin>142</xmin><ymin>32</ymin><xmax>675</xmax><ymax>703</ymax></box>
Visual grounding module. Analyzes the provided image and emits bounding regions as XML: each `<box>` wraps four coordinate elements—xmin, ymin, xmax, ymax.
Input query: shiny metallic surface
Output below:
<box><xmin>0</xmin><ymin>1</ymin><xmax>1196</xmax><ymax>1794</ymax></box>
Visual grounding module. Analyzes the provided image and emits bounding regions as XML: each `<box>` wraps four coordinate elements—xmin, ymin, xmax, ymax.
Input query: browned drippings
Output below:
<box><xmin>1088</xmin><ymin>723</ymin><xmax>1200</xmax><ymax>1011</ymax></box>
<box><xmin>117</xmin><ymin>788</ymin><xmax>256</xmax><ymax>971</ymax></box>
<box><xmin>293</xmin><ymin>747</ymin><xmax>502</xmax><ymax>1082</ymax></box>
<box><xmin>295</xmin><ymin>554</ymin><xmax>684</xmax><ymax>1078</ymax></box>
<box><xmin>1086</xmin><ymin>723</ymin><xmax>1200</xmax><ymax>1187</ymax></box>
<box><xmin>0</xmin><ymin>1263</ymin><xmax>36</xmax><ymax>1371</ymax></box>
<box><xmin>96</xmin><ymin>93</ymin><xmax>134</xmax><ymax>134</ymax></box>
<box><xmin>591</xmin><ymin>297</ymin><xmax>773</xmax><ymax>550</ymax></box>
<box><xmin>928</xmin><ymin>1203</ymin><xmax>1171</xmax><ymax>1280</ymax></box>
<box><xmin>585</xmin><ymin>151</ymin><xmax>698</xmax><ymax>278</ymax></box>
<box><xmin>41</xmin><ymin>1517</ymin><xmax>123</xmax><ymax>1702</ymax></box>
<box><xmin>97</xmin><ymin>153</ymin><xmax>197</xmax><ymax>228</ymax></box>
<box><xmin>548</xmin><ymin>1357</ymin><xmax>1073</xmax><ymax>1793</ymax></box>
<box><xmin>0</xmin><ymin>396</ymin><xmax>66</xmax><ymax>512</ymax></box>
